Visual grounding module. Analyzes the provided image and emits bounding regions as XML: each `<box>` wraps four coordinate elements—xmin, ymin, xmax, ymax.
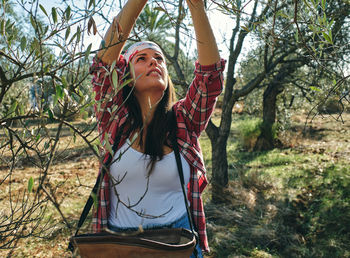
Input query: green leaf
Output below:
<box><xmin>20</xmin><ymin>36</ymin><xmax>26</xmax><ymax>51</ymax></box>
<box><xmin>28</xmin><ymin>177</ymin><xmax>34</xmax><ymax>193</ymax></box>
<box><xmin>80</xmin><ymin>109</ymin><xmax>88</xmax><ymax>120</ymax></box>
<box><xmin>323</xmin><ymin>13</ymin><xmax>327</xmax><ymax>25</ymax></box>
<box><xmin>129</xmin><ymin>62</ymin><xmax>135</xmax><ymax>79</ymax></box>
<box><xmin>327</xmin><ymin>30</ymin><xmax>332</xmax><ymax>43</ymax></box>
<box><xmin>65</xmin><ymin>26</ymin><xmax>70</xmax><ymax>40</ymax></box>
<box><xmin>5</xmin><ymin>19</ymin><xmax>11</xmax><ymax>29</ymax></box>
<box><xmin>119</xmin><ymin>78</ymin><xmax>133</xmax><ymax>90</ymax></box>
<box><xmin>91</xmin><ymin>192</ymin><xmax>97</xmax><ymax>208</ymax></box>
<box><xmin>47</xmin><ymin>109</ymin><xmax>54</xmax><ymax>121</ymax></box>
<box><xmin>68</xmin><ymin>31</ymin><xmax>77</xmax><ymax>44</ymax></box>
<box><xmin>44</xmin><ymin>25</ymin><xmax>49</xmax><ymax>34</ymax></box>
<box><xmin>31</xmin><ymin>37</ymin><xmax>40</xmax><ymax>54</ymax></box>
<box><xmin>44</xmin><ymin>141</ymin><xmax>50</xmax><ymax>150</ymax></box>
<box><xmin>43</xmin><ymin>63</ymin><xmax>50</xmax><ymax>73</ymax></box>
<box><xmin>130</xmin><ymin>132</ymin><xmax>138</xmax><ymax>144</ymax></box>
<box><xmin>48</xmin><ymin>29</ymin><xmax>59</xmax><ymax>38</ymax></box>
<box><xmin>241</xmin><ymin>25</ymin><xmax>250</xmax><ymax>32</ymax></box>
<box><xmin>65</xmin><ymin>6</ymin><xmax>71</xmax><ymax>20</ymax></box>
<box><xmin>39</xmin><ymin>4</ymin><xmax>48</xmax><ymax>17</ymax></box>
<box><xmin>295</xmin><ymin>29</ymin><xmax>299</xmax><ymax>43</ymax></box>
<box><xmin>93</xmin><ymin>144</ymin><xmax>99</xmax><ymax>155</ymax></box>
<box><xmin>322</xmin><ymin>31</ymin><xmax>332</xmax><ymax>44</ymax></box>
<box><xmin>56</xmin><ymin>85</ymin><xmax>63</xmax><ymax>99</ymax></box>
<box><xmin>76</xmin><ymin>26</ymin><xmax>81</xmax><ymax>43</ymax></box>
<box><xmin>85</xmin><ymin>43</ymin><xmax>92</xmax><ymax>58</ymax></box>
<box><xmin>9</xmin><ymin>101</ymin><xmax>18</xmax><ymax>114</ymax></box>
<box><xmin>0</xmin><ymin>19</ymin><xmax>4</xmax><ymax>35</ymax></box>
<box><xmin>18</xmin><ymin>103</ymin><xmax>25</xmax><ymax>115</ymax></box>
<box><xmin>310</xmin><ymin>86</ymin><xmax>320</xmax><ymax>92</ymax></box>
<box><xmin>112</xmin><ymin>105</ymin><xmax>119</xmax><ymax>113</ymax></box>
<box><xmin>52</xmin><ymin>7</ymin><xmax>57</xmax><ymax>24</ymax></box>
<box><xmin>30</xmin><ymin>15</ymin><xmax>36</xmax><ymax>29</ymax></box>
<box><xmin>153</xmin><ymin>7</ymin><xmax>166</xmax><ymax>12</ymax></box>
<box><xmin>61</xmin><ymin>76</ymin><xmax>68</xmax><ymax>88</ymax></box>
<box><xmin>88</xmin><ymin>0</ymin><xmax>95</xmax><ymax>9</ymax></box>
<box><xmin>53</xmin><ymin>94</ymin><xmax>58</xmax><ymax>106</ymax></box>
<box><xmin>276</xmin><ymin>10</ymin><xmax>289</xmax><ymax>19</ymax></box>
<box><xmin>104</xmin><ymin>133</ymin><xmax>113</xmax><ymax>155</ymax></box>
<box><xmin>110</xmin><ymin>60</ymin><xmax>116</xmax><ymax>73</ymax></box>
<box><xmin>72</xmin><ymin>92</ymin><xmax>80</xmax><ymax>102</ymax></box>
<box><xmin>112</xmin><ymin>70</ymin><xmax>118</xmax><ymax>89</ymax></box>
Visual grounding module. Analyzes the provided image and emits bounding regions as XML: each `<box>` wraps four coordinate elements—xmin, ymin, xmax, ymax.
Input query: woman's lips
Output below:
<box><xmin>147</xmin><ymin>68</ymin><xmax>162</xmax><ymax>76</ymax></box>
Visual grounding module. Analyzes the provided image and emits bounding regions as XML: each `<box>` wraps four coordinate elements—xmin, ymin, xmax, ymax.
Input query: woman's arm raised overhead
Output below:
<box><xmin>97</xmin><ymin>0</ymin><xmax>148</xmax><ymax>65</ymax></box>
<box><xmin>186</xmin><ymin>0</ymin><xmax>220</xmax><ymax>65</ymax></box>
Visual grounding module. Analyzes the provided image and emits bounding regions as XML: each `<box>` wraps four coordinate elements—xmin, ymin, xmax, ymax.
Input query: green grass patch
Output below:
<box><xmin>200</xmin><ymin>113</ymin><xmax>350</xmax><ymax>257</ymax></box>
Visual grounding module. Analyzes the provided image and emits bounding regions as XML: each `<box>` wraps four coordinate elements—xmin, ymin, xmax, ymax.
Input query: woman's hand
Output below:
<box><xmin>97</xmin><ymin>0</ymin><xmax>148</xmax><ymax>64</ymax></box>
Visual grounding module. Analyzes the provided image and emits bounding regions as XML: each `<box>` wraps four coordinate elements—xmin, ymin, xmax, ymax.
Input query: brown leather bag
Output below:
<box><xmin>70</xmin><ymin>228</ymin><xmax>195</xmax><ymax>258</ymax></box>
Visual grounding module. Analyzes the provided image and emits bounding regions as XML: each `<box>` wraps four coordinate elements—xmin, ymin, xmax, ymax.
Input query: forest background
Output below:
<box><xmin>0</xmin><ymin>0</ymin><xmax>349</xmax><ymax>257</ymax></box>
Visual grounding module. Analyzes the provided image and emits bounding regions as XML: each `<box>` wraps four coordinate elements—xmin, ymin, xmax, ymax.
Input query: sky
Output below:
<box><xmin>22</xmin><ymin>0</ymin><xmax>255</xmax><ymax>74</ymax></box>
<box><xmin>36</xmin><ymin>0</ymin><xmax>244</xmax><ymax>57</ymax></box>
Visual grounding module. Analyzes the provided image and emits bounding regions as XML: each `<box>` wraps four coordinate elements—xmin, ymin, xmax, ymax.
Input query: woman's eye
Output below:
<box><xmin>156</xmin><ymin>56</ymin><xmax>163</xmax><ymax>61</ymax></box>
<box><xmin>136</xmin><ymin>57</ymin><xmax>145</xmax><ymax>62</ymax></box>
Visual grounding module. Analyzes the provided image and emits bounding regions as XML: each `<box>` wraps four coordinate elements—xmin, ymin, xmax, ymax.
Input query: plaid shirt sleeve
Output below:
<box><xmin>176</xmin><ymin>58</ymin><xmax>226</xmax><ymax>137</ymax></box>
<box><xmin>89</xmin><ymin>56</ymin><xmax>127</xmax><ymax>145</ymax></box>
<box><xmin>174</xmin><ymin>58</ymin><xmax>226</xmax><ymax>253</ymax></box>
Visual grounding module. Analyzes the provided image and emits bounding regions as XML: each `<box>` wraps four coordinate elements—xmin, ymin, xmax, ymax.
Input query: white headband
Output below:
<box><xmin>123</xmin><ymin>41</ymin><xmax>164</xmax><ymax>64</ymax></box>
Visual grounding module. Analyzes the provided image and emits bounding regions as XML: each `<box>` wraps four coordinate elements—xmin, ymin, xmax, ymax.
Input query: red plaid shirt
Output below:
<box><xmin>90</xmin><ymin>55</ymin><xmax>226</xmax><ymax>252</ymax></box>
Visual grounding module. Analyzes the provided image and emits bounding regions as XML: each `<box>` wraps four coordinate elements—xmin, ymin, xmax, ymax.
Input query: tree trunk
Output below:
<box><xmin>254</xmin><ymin>82</ymin><xmax>281</xmax><ymax>151</ymax></box>
<box><xmin>205</xmin><ymin>0</ymin><xmax>266</xmax><ymax>203</ymax></box>
<box><xmin>206</xmin><ymin>121</ymin><xmax>229</xmax><ymax>203</ymax></box>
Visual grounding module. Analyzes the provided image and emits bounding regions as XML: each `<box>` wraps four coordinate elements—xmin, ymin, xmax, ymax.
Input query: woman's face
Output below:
<box><xmin>130</xmin><ymin>48</ymin><xmax>168</xmax><ymax>104</ymax></box>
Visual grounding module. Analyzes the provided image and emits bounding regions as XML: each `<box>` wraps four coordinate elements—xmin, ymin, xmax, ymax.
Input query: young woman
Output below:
<box><xmin>90</xmin><ymin>0</ymin><xmax>225</xmax><ymax>256</ymax></box>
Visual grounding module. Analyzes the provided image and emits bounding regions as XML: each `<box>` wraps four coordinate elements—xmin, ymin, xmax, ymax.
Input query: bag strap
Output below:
<box><xmin>169</xmin><ymin>109</ymin><xmax>199</xmax><ymax>257</ymax></box>
<box><xmin>68</xmin><ymin>123</ymin><xmax>126</xmax><ymax>252</ymax></box>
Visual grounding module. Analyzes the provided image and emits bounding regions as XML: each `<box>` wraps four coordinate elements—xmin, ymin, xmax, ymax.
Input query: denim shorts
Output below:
<box><xmin>108</xmin><ymin>213</ymin><xmax>203</xmax><ymax>258</ymax></box>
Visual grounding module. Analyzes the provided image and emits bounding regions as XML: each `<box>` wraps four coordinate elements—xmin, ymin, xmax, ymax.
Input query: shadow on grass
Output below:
<box><xmin>0</xmin><ymin>145</ymin><xmax>96</xmax><ymax>171</ymax></box>
<box><xmin>0</xmin><ymin>120</ymin><xmax>97</xmax><ymax>138</ymax></box>
<box><xmin>206</xmin><ymin>163</ymin><xmax>350</xmax><ymax>258</ymax></box>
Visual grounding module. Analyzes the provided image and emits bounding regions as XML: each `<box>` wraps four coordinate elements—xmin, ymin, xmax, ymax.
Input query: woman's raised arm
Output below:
<box><xmin>186</xmin><ymin>0</ymin><xmax>220</xmax><ymax>65</ymax></box>
<box><xmin>97</xmin><ymin>0</ymin><xmax>148</xmax><ymax>64</ymax></box>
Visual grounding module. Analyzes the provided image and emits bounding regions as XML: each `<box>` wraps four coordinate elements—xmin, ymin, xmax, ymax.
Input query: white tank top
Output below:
<box><xmin>108</xmin><ymin>140</ymin><xmax>191</xmax><ymax>228</ymax></box>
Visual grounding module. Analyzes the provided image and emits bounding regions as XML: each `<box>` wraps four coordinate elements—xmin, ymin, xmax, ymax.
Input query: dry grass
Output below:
<box><xmin>204</xmin><ymin>113</ymin><xmax>350</xmax><ymax>257</ymax></box>
<box><xmin>1</xmin><ymin>113</ymin><xmax>350</xmax><ymax>257</ymax></box>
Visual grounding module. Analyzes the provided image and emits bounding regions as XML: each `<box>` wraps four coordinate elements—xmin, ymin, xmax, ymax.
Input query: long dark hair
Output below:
<box><xmin>122</xmin><ymin>69</ymin><xmax>176</xmax><ymax>174</ymax></box>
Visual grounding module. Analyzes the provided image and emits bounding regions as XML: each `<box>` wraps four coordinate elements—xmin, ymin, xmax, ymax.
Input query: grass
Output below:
<box><xmin>1</xmin><ymin>112</ymin><xmax>350</xmax><ymax>257</ymax></box>
<box><xmin>203</xmin><ymin>113</ymin><xmax>350</xmax><ymax>258</ymax></box>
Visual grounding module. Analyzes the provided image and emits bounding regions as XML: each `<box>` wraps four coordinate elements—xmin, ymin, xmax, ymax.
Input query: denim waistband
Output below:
<box><xmin>108</xmin><ymin>213</ymin><xmax>188</xmax><ymax>232</ymax></box>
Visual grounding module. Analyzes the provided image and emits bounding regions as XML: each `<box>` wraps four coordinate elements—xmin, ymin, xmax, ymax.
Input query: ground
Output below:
<box><xmin>0</xmin><ymin>112</ymin><xmax>349</xmax><ymax>257</ymax></box>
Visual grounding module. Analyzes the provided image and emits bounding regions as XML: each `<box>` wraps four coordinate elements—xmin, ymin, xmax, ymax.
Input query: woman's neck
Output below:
<box><xmin>135</xmin><ymin>94</ymin><xmax>160</xmax><ymax>125</ymax></box>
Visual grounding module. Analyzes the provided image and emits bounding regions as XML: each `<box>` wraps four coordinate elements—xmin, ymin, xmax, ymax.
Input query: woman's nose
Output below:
<box><xmin>149</xmin><ymin>57</ymin><xmax>157</xmax><ymax>66</ymax></box>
